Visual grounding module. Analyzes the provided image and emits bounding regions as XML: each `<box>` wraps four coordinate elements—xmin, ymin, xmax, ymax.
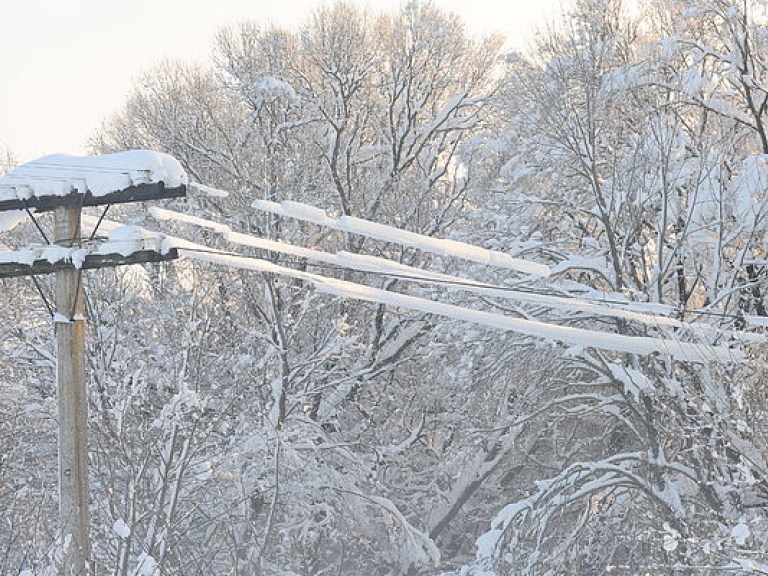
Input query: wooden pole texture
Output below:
<box><xmin>54</xmin><ymin>205</ymin><xmax>91</xmax><ymax>575</ymax></box>
<box><xmin>0</xmin><ymin>182</ymin><xmax>186</xmax><ymax>576</ymax></box>
<box><xmin>0</xmin><ymin>178</ymin><xmax>184</xmax><ymax>572</ymax></box>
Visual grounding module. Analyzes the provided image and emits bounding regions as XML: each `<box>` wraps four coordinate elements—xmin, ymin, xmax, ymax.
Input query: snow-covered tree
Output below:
<box><xmin>86</xmin><ymin>2</ymin><xmax>504</xmax><ymax>574</ymax></box>
<box><xmin>5</xmin><ymin>2</ymin><xmax>768</xmax><ymax>575</ymax></box>
<box><xmin>458</xmin><ymin>0</ymin><xmax>768</xmax><ymax>573</ymax></box>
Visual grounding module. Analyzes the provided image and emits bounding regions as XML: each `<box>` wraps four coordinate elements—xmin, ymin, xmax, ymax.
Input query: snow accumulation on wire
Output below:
<box><xmin>150</xmin><ymin>207</ymin><xmax>768</xmax><ymax>346</ymax></box>
<box><xmin>150</xmin><ymin>206</ymin><xmax>473</xmax><ymax>283</ymax></box>
<box><xmin>83</xmin><ymin>215</ymin><xmax>744</xmax><ymax>364</ymax></box>
<box><xmin>150</xmin><ymin>207</ymin><xmax>692</xmax><ymax>330</ymax></box>
<box><xmin>243</xmin><ymin>194</ymin><xmax>550</xmax><ymax>278</ymax></box>
<box><xmin>0</xmin><ymin>150</ymin><xmax>188</xmax><ymax>231</ymax></box>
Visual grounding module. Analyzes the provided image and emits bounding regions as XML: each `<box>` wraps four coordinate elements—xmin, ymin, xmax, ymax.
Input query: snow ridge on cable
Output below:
<box><xmin>247</xmin><ymin>197</ymin><xmax>550</xmax><ymax>278</ymax></box>
<box><xmin>150</xmin><ymin>207</ymin><xmax>687</xmax><ymax>329</ymax></box>
<box><xmin>83</xmin><ymin>214</ymin><xmax>744</xmax><ymax>364</ymax></box>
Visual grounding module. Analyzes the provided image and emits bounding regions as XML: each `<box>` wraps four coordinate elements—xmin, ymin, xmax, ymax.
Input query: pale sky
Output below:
<box><xmin>0</xmin><ymin>0</ymin><xmax>567</xmax><ymax>163</ymax></box>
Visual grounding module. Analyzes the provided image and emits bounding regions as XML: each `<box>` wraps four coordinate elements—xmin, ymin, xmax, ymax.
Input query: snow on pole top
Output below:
<box><xmin>0</xmin><ymin>150</ymin><xmax>187</xmax><ymax>216</ymax></box>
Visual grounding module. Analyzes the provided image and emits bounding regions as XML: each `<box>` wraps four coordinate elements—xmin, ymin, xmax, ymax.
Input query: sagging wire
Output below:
<box><xmin>172</xmin><ymin>243</ymin><xmax>755</xmax><ymax>326</ymax></box>
<box><xmin>171</xmin><ymin>244</ymin><xmax>754</xmax><ymax>350</ymax></box>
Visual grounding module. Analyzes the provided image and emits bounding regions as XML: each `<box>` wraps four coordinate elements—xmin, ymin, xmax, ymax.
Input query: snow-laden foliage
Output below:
<box><xmin>3</xmin><ymin>1</ymin><xmax>768</xmax><ymax>575</ymax></box>
<box><xmin>455</xmin><ymin>0</ymin><xmax>768</xmax><ymax>573</ymax></box>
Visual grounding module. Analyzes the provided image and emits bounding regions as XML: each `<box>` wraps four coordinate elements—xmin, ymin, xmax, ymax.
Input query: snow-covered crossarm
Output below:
<box><xmin>0</xmin><ymin>150</ymin><xmax>187</xmax><ymax>217</ymax></box>
<box><xmin>247</xmin><ymin>197</ymin><xmax>550</xmax><ymax>277</ymax></box>
<box><xmin>0</xmin><ymin>226</ymin><xmax>177</xmax><ymax>278</ymax></box>
<box><xmin>89</xmin><ymin>215</ymin><xmax>742</xmax><ymax>364</ymax></box>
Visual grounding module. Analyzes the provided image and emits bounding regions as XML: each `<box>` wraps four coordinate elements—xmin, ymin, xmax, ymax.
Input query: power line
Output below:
<box><xmin>150</xmin><ymin>207</ymin><xmax>690</xmax><ymax>328</ymax></box>
<box><xmin>1</xmin><ymin>184</ymin><xmax>755</xmax><ymax>331</ymax></box>
<box><xmin>151</xmin><ymin>206</ymin><xmax>765</xmax><ymax>332</ymax></box>
<box><xmin>1</xmin><ymin>177</ymin><xmax>750</xmax><ymax>325</ymax></box>
<box><xmin>2</xmin><ymin>160</ymin><xmax>140</xmax><ymax>174</ymax></box>
<box><xmin>185</xmin><ymin>186</ymin><xmax>766</xmax><ymax>325</ymax></box>
<box><xmin>171</xmin><ymin>244</ymin><xmax>764</xmax><ymax>350</ymax></box>
<box><xmin>171</xmin><ymin>244</ymin><xmax>741</xmax><ymax>364</ymax></box>
<box><xmin>75</xmin><ymin>212</ymin><xmax>749</xmax><ymax>362</ymax></box>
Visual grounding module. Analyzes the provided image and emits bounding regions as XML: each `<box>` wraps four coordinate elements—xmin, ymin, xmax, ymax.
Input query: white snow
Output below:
<box><xmin>0</xmin><ymin>150</ymin><xmax>187</xmax><ymax>205</ymax></box>
<box><xmin>81</xmin><ymin>214</ymin><xmax>745</xmax><ymax>363</ymax></box>
<box><xmin>277</xmin><ymin>200</ymin><xmax>336</xmax><ymax>226</ymax></box>
<box><xmin>131</xmin><ymin>553</ymin><xmax>159</xmax><ymax>576</ymax></box>
<box><xmin>251</xmin><ymin>75</ymin><xmax>299</xmax><ymax>107</ymax></box>
<box><xmin>474</xmin><ymin>527</ymin><xmax>503</xmax><ymax>560</ymax></box>
<box><xmin>113</xmin><ymin>518</ymin><xmax>131</xmax><ymax>539</ymax></box>
<box><xmin>152</xmin><ymin>208</ymin><xmax>693</xmax><ymax>329</ymax></box>
<box><xmin>196</xmin><ymin>253</ymin><xmax>741</xmax><ymax>361</ymax></box>
<box><xmin>151</xmin><ymin>208</ymin><xmax>230</xmax><ymax>233</ymax></box>
<box><xmin>161</xmin><ymin>239</ymin><xmax>742</xmax><ymax>363</ymax></box>
<box><xmin>662</xmin><ymin>522</ymin><xmax>680</xmax><ymax>552</ymax></box>
<box><xmin>662</xmin><ymin>532</ymin><xmax>679</xmax><ymax>551</ymax></box>
<box><xmin>104</xmin><ymin>225</ymin><xmax>168</xmax><ymax>256</ymax></box>
<box><xmin>190</xmin><ymin>181</ymin><xmax>229</xmax><ymax>198</ymax></box>
<box><xmin>0</xmin><ymin>210</ymin><xmax>25</xmax><ymax>232</ymax></box>
<box><xmin>731</xmin><ymin>155</ymin><xmax>768</xmax><ymax>224</ymax></box>
<box><xmin>42</xmin><ymin>245</ymin><xmax>72</xmax><ymax>264</ymax></box>
<box><xmin>153</xmin><ymin>206</ymin><xmax>514</xmax><ymax>286</ymax></box>
<box><xmin>731</xmin><ymin>522</ymin><xmax>750</xmax><ymax>546</ymax></box>
<box><xmin>0</xmin><ymin>246</ymin><xmax>37</xmax><ymax>266</ymax></box>
<box><xmin>250</xmin><ymin>198</ymin><xmax>551</xmax><ymax>277</ymax></box>
<box><xmin>607</xmin><ymin>361</ymin><xmax>657</xmax><ymax>401</ymax></box>
<box><xmin>0</xmin><ymin>225</ymin><xmax>171</xmax><ymax>269</ymax></box>
<box><xmin>107</xmin><ymin>225</ymin><xmax>163</xmax><ymax>242</ymax></box>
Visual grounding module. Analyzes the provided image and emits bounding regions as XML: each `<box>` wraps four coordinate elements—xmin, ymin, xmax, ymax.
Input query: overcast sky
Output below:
<box><xmin>0</xmin><ymin>0</ymin><xmax>567</xmax><ymax>163</ymax></box>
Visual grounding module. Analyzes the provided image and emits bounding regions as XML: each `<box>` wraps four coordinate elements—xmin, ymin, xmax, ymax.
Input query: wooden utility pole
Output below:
<box><xmin>54</xmin><ymin>204</ymin><xmax>90</xmax><ymax>575</ymax></box>
<box><xmin>0</xmin><ymin>177</ymin><xmax>185</xmax><ymax>575</ymax></box>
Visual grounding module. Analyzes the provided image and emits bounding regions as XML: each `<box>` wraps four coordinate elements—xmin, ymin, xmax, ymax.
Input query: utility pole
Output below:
<box><xmin>0</xmin><ymin>173</ymin><xmax>185</xmax><ymax>575</ymax></box>
<box><xmin>54</xmin><ymin>204</ymin><xmax>90</xmax><ymax>574</ymax></box>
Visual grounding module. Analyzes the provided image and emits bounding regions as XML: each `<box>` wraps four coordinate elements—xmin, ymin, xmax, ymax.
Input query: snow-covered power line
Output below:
<box><xmin>150</xmin><ymin>207</ymin><xmax>768</xmax><ymax>346</ymax></box>
<box><xmin>81</xmin><ymin>215</ymin><xmax>744</xmax><ymax>364</ymax></box>
<box><xmin>236</xmin><ymin>192</ymin><xmax>550</xmax><ymax>278</ymax></box>
<box><xmin>150</xmin><ymin>207</ymin><xmax>686</xmax><ymax>329</ymax></box>
<box><xmin>150</xmin><ymin>206</ymin><xmax>490</xmax><ymax>284</ymax></box>
<box><xmin>177</xmin><ymin>245</ymin><xmax>742</xmax><ymax>364</ymax></box>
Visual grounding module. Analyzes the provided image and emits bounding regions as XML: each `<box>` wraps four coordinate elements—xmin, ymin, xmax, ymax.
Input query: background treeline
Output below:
<box><xmin>2</xmin><ymin>1</ymin><xmax>768</xmax><ymax>574</ymax></box>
